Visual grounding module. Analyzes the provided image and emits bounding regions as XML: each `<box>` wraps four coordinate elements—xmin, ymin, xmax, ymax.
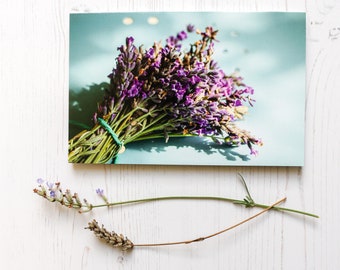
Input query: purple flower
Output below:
<box><xmin>177</xmin><ymin>69</ymin><xmax>188</xmax><ymax>77</ymax></box>
<box><xmin>46</xmin><ymin>181</ymin><xmax>54</xmax><ymax>190</ymax></box>
<box><xmin>234</xmin><ymin>100</ymin><xmax>242</xmax><ymax>106</ymax></box>
<box><xmin>49</xmin><ymin>190</ymin><xmax>56</xmax><ymax>198</ymax></box>
<box><xmin>151</xmin><ymin>58</ymin><xmax>161</xmax><ymax>68</ymax></box>
<box><xmin>177</xmin><ymin>31</ymin><xmax>187</xmax><ymax>41</ymax></box>
<box><xmin>244</xmin><ymin>86</ymin><xmax>254</xmax><ymax>95</ymax></box>
<box><xmin>250</xmin><ymin>148</ymin><xmax>258</xmax><ymax>156</ymax></box>
<box><xmin>37</xmin><ymin>178</ymin><xmax>44</xmax><ymax>184</ymax></box>
<box><xmin>193</xmin><ymin>61</ymin><xmax>204</xmax><ymax>70</ymax></box>
<box><xmin>166</xmin><ymin>36</ymin><xmax>177</xmax><ymax>47</ymax></box>
<box><xmin>96</xmin><ymin>188</ymin><xmax>104</xmax><ymax>197</ymax></box>
<box><xmin>187</xmin><ymin>24</ymin><xmax>195</xmax><ymax>33</ymax></box>
<box><xmin>126</xmin><ymin>85</ymin><xmax>139</xmax><ymax>97</ymax></box>
<box><xmin>145</xmin><ymin>47</ymin><xmax>154</xmax><ymax>58</ymax></box>
<box><xmin>126</xmin><ymin>36</ymin><xmax>134</xmax><ymax>47</ymax></box>
<box><xmin>189</xmin><ymin>75</ymin><xmax>201</xmax><ymax>84</ymax></box>
<box><xmin>161</xmin><ymin>46</ymin><xmax>170</xmax><ymax>55</ymax></box>
<box><xmin>184</xmin><ymin>96</ymin><xmax>194</xmax><ymax>106</ymax></box>
<box><xmin>126</xmin><ymin>78</ymin><xmax>144</xmax><ymax>98</ymax></box>
<box><xmin>170</xmin><ymin>81</ymin><xmax>187</xmax><ymax>101</ymax></box>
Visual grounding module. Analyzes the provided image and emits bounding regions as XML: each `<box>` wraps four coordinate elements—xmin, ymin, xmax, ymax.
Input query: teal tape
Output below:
<box><xmin>98</xmin><ymin>118</ymin><xmax>123</xmax><ymax>147</ymax></box>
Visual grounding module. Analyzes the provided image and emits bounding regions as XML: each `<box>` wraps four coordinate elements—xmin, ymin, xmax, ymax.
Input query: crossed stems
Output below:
<box><xmin>86</xmin><ymin>197</ymin><xmax>287</xmax><ymax>250</ymax></box>
<box><xmin>34</xmin><ymin>175</ymin><xmax>319</xmax><ymax>219</ymax></box>
<box><xmin>129</xmin><ymin>197</ymin><xmax>287</xmax><ymax>248</ymax></box>
<box><xmin>34</xmin><ymin>175</ymin><xmax>318</xmax><ymax>250</ymax></box>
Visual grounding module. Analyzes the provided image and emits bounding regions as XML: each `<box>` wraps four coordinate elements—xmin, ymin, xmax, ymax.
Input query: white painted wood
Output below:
<box><xmin>1</xmin><ymin>0</ymin><xmax>339</xmax><ymax>269</ymax></box>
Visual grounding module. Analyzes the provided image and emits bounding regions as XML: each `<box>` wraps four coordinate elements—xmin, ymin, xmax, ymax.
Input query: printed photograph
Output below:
<box><xmin>69</xmin><ymin>12</ymin><xmax>305</xmax><ymax>165</ymax></box>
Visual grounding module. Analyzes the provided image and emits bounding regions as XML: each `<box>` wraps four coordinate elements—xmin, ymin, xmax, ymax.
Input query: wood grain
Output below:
<box><xmin>0</xmin><ymin>0</ymin><xmax>339</xmax><ymax>269</ymax></box>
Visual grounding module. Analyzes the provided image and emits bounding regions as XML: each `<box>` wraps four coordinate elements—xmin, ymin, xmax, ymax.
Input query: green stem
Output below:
<box><xmin>91</xmin><ymin>195</ymin><xmax>319</xmax><ymax>218</ymax></box>
<box><xmin>111</xmin><ymin>106</ymin><xmax>138</xmax><ymax>130</ymax></box>
<box><xmin>123</xmin><ymin>113</ymin><xmax>169</xmax><ymax>144</ymax></box>
<box><xmin>132</xmin><ymin>133</ymin><xmax>223</xmax><ymax>142</ymax></box>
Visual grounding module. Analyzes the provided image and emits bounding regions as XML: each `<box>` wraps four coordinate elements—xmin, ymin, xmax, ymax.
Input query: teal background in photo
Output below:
<box><xmin>69</xmin><ymin>12</ymin><xmax>305</xmax><ymax>166</ymax></box>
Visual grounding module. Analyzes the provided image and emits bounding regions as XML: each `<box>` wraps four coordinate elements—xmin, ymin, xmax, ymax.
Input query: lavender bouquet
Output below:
<box><xmin>68</xmin><ymin>25</ymin><xmax>262</xmax><ymax>164</ymax></box>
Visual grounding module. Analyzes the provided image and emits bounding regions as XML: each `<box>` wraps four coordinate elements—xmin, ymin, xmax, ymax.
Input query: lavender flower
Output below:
<box><xmin>85</xmin><ymin>219</ymin><xmax>134</xmax><ymax>251</ymax></box>
<box><xmin>96</xmin><ymin>188</ymin><xmax>104</xmax><ymax>196</ymax></box>
<box><xmin>37</xmin><ymin>178</ymin><xmax>44</xmax><ymax>184</ymax></box>
<box><xmin>96</xmin><ymin>188</ymin><xmax>109</xmax><ymax>204</ymax></box>
<box><xmin>68</xmin><ymin>25</ymin><xmax>262</xmax><ymax>163</ymax></box>
<box><xmin>33</xmin><ymin>179</ymin><xmax>93</xmax><ymax>212</ymax></box>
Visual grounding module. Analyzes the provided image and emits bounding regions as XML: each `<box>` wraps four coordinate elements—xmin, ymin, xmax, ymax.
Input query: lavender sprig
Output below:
<box><xmin>86</xmin><ymin>197</ymin><xmax>286</xmax><ymax>251</ymax></box>
<box><xmin>33</xmin><ymin>177</ymin><xmax>319</xmax><ymax>218</ymax></box>
<box><xmin>68</xmin><ymin>25</ymin><xmax>262</xmax><ymax>164</ymax></box>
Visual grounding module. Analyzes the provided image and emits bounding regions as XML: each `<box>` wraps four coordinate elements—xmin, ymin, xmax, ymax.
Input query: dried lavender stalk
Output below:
<box><xmin>85</xmin><ymin>219</ymin><xmax>134</xmax><ymax>251</ymax></box>
<box><xmin>85</xmin><ymin>197</ymin><xmax>286</xmax><ymax>250</ymax></box>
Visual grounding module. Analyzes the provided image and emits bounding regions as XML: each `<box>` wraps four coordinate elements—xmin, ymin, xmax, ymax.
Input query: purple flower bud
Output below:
<box><xmin>161</xmin><ymin>47</ymin><xmax>170</xmax><ymax>55</ymax></box>
<box><xmin>234</xmin><ymin>100</ymin><xmax>242</xmax><ymax>106</ymax></box>
<box><xmin>37</xmin><ymin>178</ymin><xmax>44</xmax><ymax>184</ymax></box>
<box><xmin>189</xmin><ymin>75</ymin><xmax>201</xmax><ymax>84</ymax></box>
<box><xmin>126</xmin><ymin>78</ymin><xmax>144</xmax><ymax>98</ymax></box>
<box><xmin>49</xmin><ymin>190</ymin><xmax>56</xmax><ymax>198</ymax></box>
<box><xmin>187</xmin><ymin>24</ymin><xmax>195</xmax><ymax>33</ymax></box>
<box><xmin>177</xmin><ymin>30</ymin><xmax>187</xmax><ymax>41</ymax></box>
<box><xmin>46</xmin><ymin>181</ymin><xmax>54</xmax><ymax>190</ymax></box>
<box><xmin>244</xmin><ymin>86</ymin><xmax>254</xmax><ymax>95</ymax></box>
<box><xmin>126</xmin><ymin>36</ymin><xmax>134</xmax><ymax>47</ymax></box>
<box><xmin>146</xmin><ymin>47</ymin><xmax>154</xmax><ymax>58</ymax></box>
<box><xmin>184</xmin><ymin>96</ymin><xmax>194</xmax><ymax>106</ymax></box>
<box><xmin>96</xmin><ymin>188</ymin><xmax>104</xmax><ymax>197</ymax></box>
<box><xmin>166</xmin><ymin>36</ymin><xmax>176</xmax><ymax>47</ymax></box>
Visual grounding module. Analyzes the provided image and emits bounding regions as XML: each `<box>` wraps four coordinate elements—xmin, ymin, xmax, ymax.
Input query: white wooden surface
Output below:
<box><xmin>1</xmin><ymin>0</ymin><xmax>340</xmax><ymax>269</ymax></box>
